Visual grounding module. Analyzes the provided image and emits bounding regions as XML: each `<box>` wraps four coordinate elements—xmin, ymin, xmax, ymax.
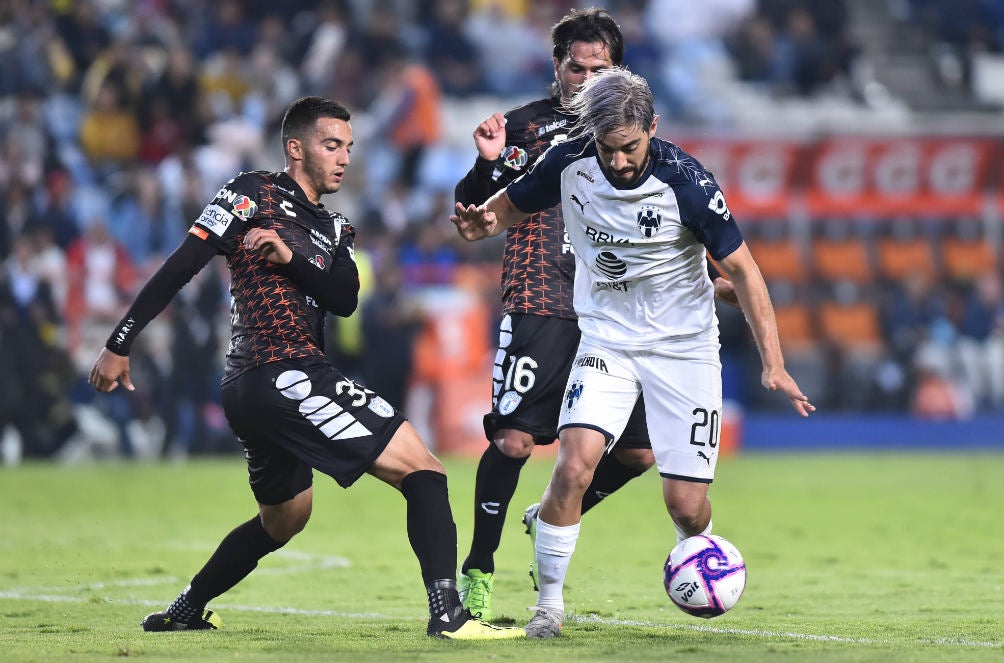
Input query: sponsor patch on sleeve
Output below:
<box><xmin>502</xmin><ymin>145</ymin><xmax>528</xmax><ymax>171</ymax></box>
<box><xmin>194</xmin><ymin>203</ymin><xmax>236</xmax><ymax>237</ymax></box>
<box><xmin>188</xmin><ymin>226</ymin><xmax>209</xmax><ymax>240</ymax></box>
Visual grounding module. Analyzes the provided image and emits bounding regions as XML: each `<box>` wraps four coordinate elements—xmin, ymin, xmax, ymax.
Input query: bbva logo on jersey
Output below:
<box><xmin>637</xmin><ymin>205</ymin><xmax>662</xmax><ymax>238</ymax></box>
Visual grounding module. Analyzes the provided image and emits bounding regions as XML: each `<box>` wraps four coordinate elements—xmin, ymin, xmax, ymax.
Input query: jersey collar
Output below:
<box><xmin>276</xmin><ymin>172</ymin><xmax>325</xmax><ymax>209</ymax></box>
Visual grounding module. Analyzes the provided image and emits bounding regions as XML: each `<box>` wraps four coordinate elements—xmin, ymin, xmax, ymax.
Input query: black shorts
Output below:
<box><xmin>221</xmin><ymin>357</ymin><xmax>406</xmax><ymax>504</ymax></box>
<box><xmin>484</xmin><ymin>314</ymin><xmax>650</xmax><ymax>450</ymax></box>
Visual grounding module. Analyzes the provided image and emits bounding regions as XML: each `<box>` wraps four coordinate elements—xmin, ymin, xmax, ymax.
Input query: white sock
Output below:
<box><xmin>675</xmin><ymin>519</ymin><xmax>712</xmax><ymax>544</ymax></box>
<box><xmin>534</xmin><ymin>518</ymin><xmax>580</xmax><ymax>612</ymax></box>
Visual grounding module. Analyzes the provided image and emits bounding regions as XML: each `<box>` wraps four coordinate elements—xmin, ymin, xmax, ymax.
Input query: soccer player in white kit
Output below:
<box><xmin>451</xmin><ymin>67</ymin><xmax>815</xmax><ymax>638</ymax></box>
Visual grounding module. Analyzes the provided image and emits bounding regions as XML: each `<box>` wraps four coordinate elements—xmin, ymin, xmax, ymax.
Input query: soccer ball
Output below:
<box><xmin>663</xmin><ymin>534</ymin><xmax>746</xmax><ymax>618</ymax></box>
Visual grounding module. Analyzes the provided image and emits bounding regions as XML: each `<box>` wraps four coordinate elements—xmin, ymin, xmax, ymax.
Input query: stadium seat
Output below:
<box><xmin>746</xmin><ymin>238</ymin><xmax>807</xmax><ymax>284</ymax></box>
<box><xmin>773</xmin><ymin>303</ymin><xmax>816</xmax><ymax>352</ymax></box>
<box><xmin>876</xmin><ymin>237</ymin><xmax>936</xmax><ymax>282</ymax></box>
<box><xmin>816</xmin><ymin>300</ymin><xmax>884</xmax><ymax>353</ymax></box>
<box><xmin>811</xmin><ymin>237</ymin><xmax>874</xmax><ymax>284</ymax></box>
<box><xmin>942</xmin><ymin>238</ymin><xmax>996</xmax><ymax>282</ymax></box>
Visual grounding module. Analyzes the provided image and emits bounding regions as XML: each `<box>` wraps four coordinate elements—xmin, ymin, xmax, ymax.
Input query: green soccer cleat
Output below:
<box><xmin>458</xmin><ymin>568</ymin><xmax>494</xmax><ymax>621</ymax></box>
<box><xmin>429</xmin><ymin>609</ymin><xmax>526</xmax><ymax>640</ymax></box>
<box><xmin>141</xmin><ymin>608</ymin><xmax>221</xmax><ymax>631</ymax></box>
<box><xmin>523</xmin><ymin>503</ymin><xmax>540</xmax><ymax>591</ymax></box>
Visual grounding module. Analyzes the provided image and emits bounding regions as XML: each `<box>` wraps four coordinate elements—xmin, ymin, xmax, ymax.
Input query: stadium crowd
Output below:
<box><xmin>0</xmin><ymin>0</ymin><xmax>1001</xmax><ymax>460</ymax></box>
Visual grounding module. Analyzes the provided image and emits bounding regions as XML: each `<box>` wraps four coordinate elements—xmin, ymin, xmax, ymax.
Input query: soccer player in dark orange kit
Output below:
<box><xmin>89</xmin><ymin>96</ymin><xmax>523</xmax><ymax>640</ymax></box>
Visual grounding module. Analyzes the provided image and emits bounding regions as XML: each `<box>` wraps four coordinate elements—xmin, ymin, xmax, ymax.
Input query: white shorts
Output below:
<box><xmin>557</xmin><ymin>336</ymin><xmax>723</xmax><ymax>482</ymax></box>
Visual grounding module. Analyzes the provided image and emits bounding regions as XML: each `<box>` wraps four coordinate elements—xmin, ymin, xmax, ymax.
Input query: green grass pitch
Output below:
<box><xmin>1</xmin><ymin>451</ymin><xmax>1001</xmax><ymax>662</ymax></box>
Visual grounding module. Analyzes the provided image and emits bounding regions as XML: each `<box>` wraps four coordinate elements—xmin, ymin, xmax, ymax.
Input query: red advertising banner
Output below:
<box><xmin>678</xmin><ymin>139</ymin><xmax>801</xmax><ymax>219</ymax></box>
<box><xmin>804</xmin><ymin>137</ymin><xmax>999</xmax><ymax>217</ymax></box>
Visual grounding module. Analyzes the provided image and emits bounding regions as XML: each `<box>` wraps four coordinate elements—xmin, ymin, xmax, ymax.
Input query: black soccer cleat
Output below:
<box><xmin>141</xmin><ymin>608</ymin><xmax>221</xmax><ymax>631</ymax></box>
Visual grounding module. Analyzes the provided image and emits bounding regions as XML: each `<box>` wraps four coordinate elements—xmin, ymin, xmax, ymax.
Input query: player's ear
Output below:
<box><xmin>286</xmin><ymin>137</ymin><xmax>303</xmax><ymax>162</ymax></box>
<box><xmin>649</xmin><ymin>115</ymin><xmax>659</xmax><ymax>136</ymax></box>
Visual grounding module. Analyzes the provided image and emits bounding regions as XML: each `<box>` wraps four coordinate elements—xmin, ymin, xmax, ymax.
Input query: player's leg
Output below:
<box><xmin>459</xmin><ymin>427</ymin><xmax>531</xmax><ymax>620</ymax></box>
<box><xmin>581</xmin><ymin>396</ymin><xmax>654</xmax><ymax>513</ymax></box>
<box><xmin>638</xmin><ymin>348</ymin><xmax>721</xmax><ymax>543</ymax></box>
<box><xmin>528</xmin><ymin>342</ymin><xmax>639</xmax><ymax>638</ymax></box>
<box><xmin>142</xmin><ymin>443</ymin><xmax>312</xmax><ymax>632</ymax></box>
<box><xmin>524</xmin><ymin>396</ymin><xmax>654</xmax><ymax>592</ymax></box>
<box><xmin>663</xmin><ymin>476</ymin><xmax>713</xmax><ymax>542</ymax></box>
<box><xmin>368</xmin><ymin>421</ymin><xmax>524</xmax><ymax>639</ymax></box>
<box><xmin>461</xmin><ymin>314</ymin><xmax>577</xmax><ymax>618</ymax></box>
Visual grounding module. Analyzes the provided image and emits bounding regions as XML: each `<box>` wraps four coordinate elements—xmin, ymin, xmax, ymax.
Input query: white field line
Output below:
<box><xmin>0</xmin><ymin>588</ymin><xmax>999</xmax><ymax>649</ymax></box>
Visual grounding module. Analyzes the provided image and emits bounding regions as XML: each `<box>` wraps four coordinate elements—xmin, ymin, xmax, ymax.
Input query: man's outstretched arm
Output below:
<box><xmin>450</xmin><ymin>189</ymin><xmax>530</xmax><ymax>242</ymax></box>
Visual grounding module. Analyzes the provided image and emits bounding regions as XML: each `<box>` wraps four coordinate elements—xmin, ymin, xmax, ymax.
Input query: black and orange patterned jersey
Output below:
<box><xmin>455</xmin><ymin>97</ymin><xmax>577</xmax><ymax>319</ymax></box>
<box><xmin>189</xmin><ymin>170</ymin><xmax>352</xmax><ymax>381</ymax></box>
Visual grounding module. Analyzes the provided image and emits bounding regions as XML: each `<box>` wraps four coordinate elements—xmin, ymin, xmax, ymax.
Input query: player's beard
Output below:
<box><xmin>304</xmin><ymin>151</ymin><xmax>339</xmax><ymax>195</ymax></box>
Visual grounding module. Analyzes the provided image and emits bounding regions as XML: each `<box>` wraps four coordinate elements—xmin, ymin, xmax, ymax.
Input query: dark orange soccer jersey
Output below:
<box><xmin>455</xmin><ymin>97</ymin><xmax>577</xmax><ymax>319</ymax></box>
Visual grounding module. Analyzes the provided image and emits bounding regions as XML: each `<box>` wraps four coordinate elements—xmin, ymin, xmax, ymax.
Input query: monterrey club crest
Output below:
<box><xmin>637</xmin><ymin>205</ymin><xmax>662</xmax><ymax>238</ymax></box>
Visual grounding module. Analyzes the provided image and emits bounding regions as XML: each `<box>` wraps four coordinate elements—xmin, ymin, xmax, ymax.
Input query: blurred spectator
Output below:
<box><xmin>911</xmin><ymin>343</ymin><xmax>975</xmax><ymax>420</ymax></box>
<box><xmin>78</xmin><ymin>81</ymin><xmax>141</xmax><ymax>170</ymax></box>
<box><xmin>144</xmin><ymin>46</ymin><xmax>206</xmax><ymax>147</ymax></box>
<box><xmin>2</xmin><ymin>89</ymin><xmax>50</xmax><ymax>182</ymax></box>
<box><xmin>365</xmin><ymin>43</ymin><xmax>441</xmax><ymax>191</ymax></box>
<box><xmin>26</xmin><ymin>170</ymin><xmax>82</xmax><ymax>251</ymax></box>
<box><xmin>300</xmin><ymin>1</ymin><xmax>353</xmax><ymax>95</ymax></box>
<box><xmin>644</xmin><ymin>0</ymin><xmax>754</xmax><ymax>122</ymax></box>
<box><xmin>911</xmin><ymin>0</ymin><xmax>1004</xmax><ymax>90</ymax></box>
<box><xmin>361</xmin><ymin>262</ymin><xmax>424</xmax><ymax>409</ymax></box>
<box><xmin>465</xmin><ymin>0</ymin><xmax>550</xmax><ymax>96</ymax></box>
<box><xmin>953</xmin><ymin>273</ymin><xmax>1004</xmax><ymax>409</ymax></box>
<box><xmin>80</xmin><ymin>37</ymin><xmax>149</xmax><ymax>112</ymax></box>
<box><xmin>0</xmin><ymin>3</ymin><xmax>63</xmax><ymax>95</ymax></box>
<box><xmin>191</xmin><ymin>0</ymin><xmax>256</xmax><ymax>59</ymax></box>
<box><xmin>0</xmin><ymin>181</ymin><xmax>34</xmax><ymax>260</ymax></box>
<box><xmin>53</xmin><ymin>0</ymin><xmax>111</xmax><ymax>91</ymax></box>
<box><xmin>422</xmin><ymin>0</ymin><xmax>484</xmax><ymax>97</ymax></box>
<box><xmin>108</xmin><ymin>168</ymin><xmax>183</xmax><ymax>270</ymax></box>
<box><xmin>881</xmin><ymin>272</ymin><xmax>944</xmax><ymax>364</ymax></box>
<box><xmin>162</xmin><ymin>265</ymin><xmax>226</xmax><ymax>456</ymax></box>
<box><xmin>200</xmin><ymin>47</ymin><xmax>253</xmax><ymax>120</ymax></box>
<box><xmin>727</xmin><ymin>15</ymin><xmax>783</xmax><ymax>86</ymax></box>
<box><xmin>398</xmin><ymin>222</ymin><xmax>458</xmax><ymax>286</ymax></box>
<box><xmin>64</xmin><ymin>219</ymin><xmax>138</xmax><ymax>360</ymax></box>
<box><xmin>2</xmin><ymin>236</ymin><xmax>79</xmax><ymax>458</ymax></box>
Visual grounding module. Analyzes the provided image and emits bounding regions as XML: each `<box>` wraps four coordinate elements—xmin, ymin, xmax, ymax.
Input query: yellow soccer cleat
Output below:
<box><xmin>429</xmin><ymin>609</ymin><xmax>526</xmax><ymax>640</ymax></box>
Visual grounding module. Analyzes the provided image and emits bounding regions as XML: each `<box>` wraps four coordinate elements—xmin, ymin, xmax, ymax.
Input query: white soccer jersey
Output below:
<box><xmin>507</xmin><ymin>136</ymin><xmax>744</xmax><ymax>351</ymax></box>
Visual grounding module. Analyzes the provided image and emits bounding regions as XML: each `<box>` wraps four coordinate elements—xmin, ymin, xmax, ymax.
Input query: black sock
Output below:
<box><xmin>401</xmin><ymin>470</ymin><xmax>457</xmax><ymax>586</ymax></box>
<box><xmin>462</xmin><ymin>443</ymin><xmax>528</xmax><ymax>575</ymax></box>
<box><xmin>581</xmin><ymin>452</ymin><xmax>647</xmax><ymax>514</ymax></box>
<box><xmin>174</xmin><ymin>515</ymin><xmax>284</xmax><ymax>616</ymax></box>
<box><xmin>426</xmin><ymin>578</ymin><xmax>464</xmax><ymax>626</ymax></box>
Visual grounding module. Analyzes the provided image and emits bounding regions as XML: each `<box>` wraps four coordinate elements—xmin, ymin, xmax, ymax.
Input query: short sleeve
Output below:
<box><xmin>506</xmin><ymin>142</ymin><xmax>570</xmax><ymax>215</ymax></box>
<box><xmin>676</xmin><ymin>174</ymin><xmax>744</xmax><ymax>261</ymax></box>
<box><xmin>188</xmin><ymin>172</ymin><xmax>262</xmax><ymax>255</ymax></box>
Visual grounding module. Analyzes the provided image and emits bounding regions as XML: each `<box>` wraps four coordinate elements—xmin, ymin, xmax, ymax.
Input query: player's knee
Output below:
<box><xmin>613</xmin><ymin>447</ymin><xmax>655</xmax><ymax>472</ymax></box>
<box><xmin>552</xmin><ymin>457</ymin><xmax>595</xmax><ymax>495</ymax></box>
<box><xmin>667</xmin><ymin>503</ymin><xmax>708</xmax><ymax>537</ymax></box>
<box><xmin>494</xmin><ymin>430</ymin><xmax>535</xmax><ymax>458</ymax></box>
<box><xmin>262</xmin><ymin>507</ymin><xmax>311</xmax><ymax>543</ymax></box>
<box><xmin>260</xmin><ymin>491</ymin><xmax>313</xmax><ymax>543</ymax></box>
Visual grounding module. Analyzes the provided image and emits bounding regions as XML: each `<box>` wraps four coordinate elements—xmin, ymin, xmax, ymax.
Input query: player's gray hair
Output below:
<box><xmin>565</xmin><ymin>67</ymin><xmax>655</xmax><ymax>140</ymax></box>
